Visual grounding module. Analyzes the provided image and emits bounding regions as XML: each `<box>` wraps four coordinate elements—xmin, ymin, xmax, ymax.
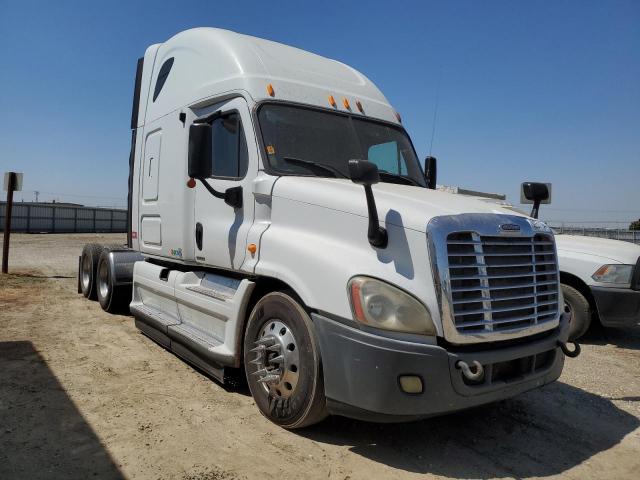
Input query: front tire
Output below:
<box><xmin>244</xmin><ymin>292</ymin><xmax>327</xmax><ymax>429</ymax></box>
<box><xmin>562</xmin><ymin>284</ymin><xmax>591</xmax><ymax>340</ymax></box>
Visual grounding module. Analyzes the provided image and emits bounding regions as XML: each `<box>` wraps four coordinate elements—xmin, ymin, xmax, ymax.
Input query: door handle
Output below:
<box><xmin>196</xmin><ymin>222</ymin><xmax>203</xmax><ymax>251</ymax></box>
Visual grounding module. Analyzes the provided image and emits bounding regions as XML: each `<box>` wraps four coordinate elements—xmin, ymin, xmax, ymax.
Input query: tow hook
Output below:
<box><xmin>558</xmin><ymin>340</ymin><xmax>581</xmax><ymax>358</ymax></box>
<box><xmin>456</xmin><ymin>360</ymin><xmax>484</xmax><ymax>382</ymax></box>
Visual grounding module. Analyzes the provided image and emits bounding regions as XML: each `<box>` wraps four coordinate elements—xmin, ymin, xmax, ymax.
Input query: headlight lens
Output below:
<box><xmin>348</xmin><ymin>276</ymin><xmax>436</xmax><ymax>335</ymax></box>
<box><xmin>591</xmin><ymin>264</ymin><xmax>634</xmax><ymax>285</ymax></box>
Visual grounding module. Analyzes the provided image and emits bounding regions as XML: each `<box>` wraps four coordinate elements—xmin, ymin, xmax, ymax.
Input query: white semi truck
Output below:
<box><xmin>78</xmin><ymin>28</ymin><xmax>580</xmax><ymax>429</ymax></box>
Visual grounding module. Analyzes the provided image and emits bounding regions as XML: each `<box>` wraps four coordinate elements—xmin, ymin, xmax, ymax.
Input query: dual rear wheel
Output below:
<box><xmin>79</xmin><ymin>244</ymin><xmax>129</xmax><ymax>313</ymax></box>
<box><xmin>79</xmin><ymin>243</ymin><xmax>103</xmax><ymax>300</ymax></box>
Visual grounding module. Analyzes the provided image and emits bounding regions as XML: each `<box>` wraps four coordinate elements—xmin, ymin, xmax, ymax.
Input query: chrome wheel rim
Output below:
<box><xmin>81</xmin><ymin>253</ymin><xmax>92</xmax><ymax>291</ymax></box>
<box><xmin>98</xmin><ymin>260</ymin><xmax>110</xmax><ymax>300</ymax></box>
<box><xmin>250</xmin><ymin>320</ymin><xmax>300</xmax><ymax>399</ymax></box>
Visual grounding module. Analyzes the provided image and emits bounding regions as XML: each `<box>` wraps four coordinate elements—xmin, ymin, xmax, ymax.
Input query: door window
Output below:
<box><xmin>367</xmin><ymin>141</ymin><xmax>408</xmax><ymax>175</ymax></box>
<box><xmin>211</xmin><ymin>113</ymin><xmax>249</xmax><ymax>179</ymax></box>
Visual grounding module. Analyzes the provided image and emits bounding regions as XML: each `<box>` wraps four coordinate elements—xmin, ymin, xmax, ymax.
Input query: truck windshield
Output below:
<box><xmin>258</xmin><ymin>104</ymin><xmax>426</xmax><ymax>187</ymax></box>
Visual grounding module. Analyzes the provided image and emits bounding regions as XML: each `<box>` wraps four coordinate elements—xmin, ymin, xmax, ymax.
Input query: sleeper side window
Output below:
<box><xmin>152</xmin><ymin>57</ymin><xmax>174</xmax><ymax>102</ymax></box>
<box><xmin>211</xmin><ymin>113</ymin><xmax>249</xmax><ymax>179</ymax></box>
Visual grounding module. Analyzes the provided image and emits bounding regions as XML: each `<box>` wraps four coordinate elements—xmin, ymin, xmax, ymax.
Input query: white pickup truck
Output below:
<box><xmin>556</xmin><ymin>235</ymin><xmax>640</xmax><ymax>338</ymax></box>
<box><xmin>77</xmin><ymin>28</ymin><xmax>580</xmax><ymax>429</ymax></box>
<box><xmin>478</xmin><ymin>183</ymin><xmax>640</xmax><ymax>340</ymax></box>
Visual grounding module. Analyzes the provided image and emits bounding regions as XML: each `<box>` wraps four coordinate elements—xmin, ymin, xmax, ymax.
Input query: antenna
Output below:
<box><xmin>429</xmin><ymin>69</ymin><xmax>443</xmax><ymax>156</ymax></box>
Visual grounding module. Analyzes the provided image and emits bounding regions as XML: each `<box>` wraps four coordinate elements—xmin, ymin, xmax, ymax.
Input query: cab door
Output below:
<box><xmin>193</xmin><ymin>97</ymin><xmax>256</xmax><ymax>270</ymax></box>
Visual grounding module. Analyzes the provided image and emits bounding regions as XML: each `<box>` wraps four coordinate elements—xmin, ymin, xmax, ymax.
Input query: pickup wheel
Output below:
<box><xmin>79</xmin><ymin>243</ymin><xmax>103</xmax><ymax>300</ymax></box>
<box><xmin>244</xmin><ymin>292</ymin><xmax>327</xmax><ymax>429</ymax></box>
<box><xmin>562</xmin><ymin>284</ymin><xmax>591</xmax><ymax>340</ymax></box>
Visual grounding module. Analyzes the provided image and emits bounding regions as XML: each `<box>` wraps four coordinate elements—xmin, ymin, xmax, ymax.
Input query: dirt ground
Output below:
<box><xmin>1</xmin><ymin>233</ymin><xmax>639</xmax><ymax>480</ymax></box>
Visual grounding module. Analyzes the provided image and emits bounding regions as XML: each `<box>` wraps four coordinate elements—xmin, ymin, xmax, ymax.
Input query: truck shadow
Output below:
<box><xmin>376</xmin><ymin>210</ymin><xmax>414</xmax><ymax>280</ymax></box>
<box><xmin>0</xmin><ymin>341</ymin><xmax>124</xmax><ymax>479</ymax></box>
<box><xmin>580</xmin><ymin>323</ymin><xmax>640</xmax><ymax>351</ymax></box>
<box><xmin>301</xmin><ymin>382</ymin><xmax>639</xmax><ymax>478</ymax></box>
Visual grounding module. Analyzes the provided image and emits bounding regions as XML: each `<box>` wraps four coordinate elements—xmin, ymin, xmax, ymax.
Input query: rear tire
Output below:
<box><xmin>80</xmin><ymin>243</ymin><xmax>102</xmax><ymax>300</ymax></box>
<box><xmin>96</xmin><ymin>249</ymin><xmax>129</xmax><ymax>313</ymax></box>
<box><xmin>562</xmin><ymin>284</ymin><xmax>591</xmax><ymax>340</ymax></box>
<box><xmin>244</xmin><ymin>292</ymin><xmax>327</xmax><ymax>429</ymax></box>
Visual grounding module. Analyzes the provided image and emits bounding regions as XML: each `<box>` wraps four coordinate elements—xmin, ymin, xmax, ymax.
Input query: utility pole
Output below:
<box><xmin>3</xmin><ymin>172</ymin><xmax>23</xmax><ymax>274</ymax></box>
<box><xmin>34</xmin><ymin>190</ymin><xmax>39</xmax><ymax>202</ymax></box>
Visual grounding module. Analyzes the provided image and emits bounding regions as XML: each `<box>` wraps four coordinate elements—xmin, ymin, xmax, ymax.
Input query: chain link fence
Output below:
<box><xmin>0</xmin><ymin>202</ymin><xmax>127</xmax><ymax>233</ymax></box>
<box><xmin>551</xmin><ymin>226</ymin><xmax>640</xmax><ymax>245</ymax></box>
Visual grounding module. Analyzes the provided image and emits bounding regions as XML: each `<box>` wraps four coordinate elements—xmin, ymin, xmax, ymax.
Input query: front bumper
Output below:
<box><xmin>590</xmin><ymin>286</ymin><xmax>640</xmax><ymax>328</ymax></box>
<box><xmin>312</xmin><ymin>313</ymin><xmax>569</xmax><ymax>422</ymax></box>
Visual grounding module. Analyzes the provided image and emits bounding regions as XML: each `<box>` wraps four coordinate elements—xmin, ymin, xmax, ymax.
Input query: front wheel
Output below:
<box><xmin>562</xmin><ymin>284</ymin><xmax>591</xmax><ymax>340</ymax></box>
<box><xmin>243</xmin><ymin>292</ymin><xmax>327</xmax><ymax>429</ymax></box>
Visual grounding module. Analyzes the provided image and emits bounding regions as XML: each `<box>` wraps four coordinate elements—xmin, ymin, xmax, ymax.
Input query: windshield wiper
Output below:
<box><xmin>281</xmin><ymin>157</ymin><xmax>348</xmax><ymax>179</ymax></box>
<box><xmin>378</xmin><ymin>170</ymin><xmax>420</xmax><ymax>186</ymax></box>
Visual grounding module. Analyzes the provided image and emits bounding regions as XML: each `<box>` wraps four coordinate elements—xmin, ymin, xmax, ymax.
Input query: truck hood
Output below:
<box><xmin>555</xmin><ymin>234</ymin><xmax>640</xmax><ymax>264</ymax></box>
<box><xmin>272</xmin><ymin>177</ymin><xmax>526</xmax><ymax>232</ymax></box>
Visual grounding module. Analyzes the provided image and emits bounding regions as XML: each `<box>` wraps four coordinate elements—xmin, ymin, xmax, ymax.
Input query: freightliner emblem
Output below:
<box><xmin>499</xmin><ymin>223</ymin><xmax>521</xmax><ymax>233</ymax></box>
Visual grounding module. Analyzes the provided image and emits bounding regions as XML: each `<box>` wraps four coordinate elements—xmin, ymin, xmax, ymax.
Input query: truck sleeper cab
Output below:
<box><xmin>79</xmin><ymin>28</ymin><xmax>578</xmax><ymax>429</ymax></box>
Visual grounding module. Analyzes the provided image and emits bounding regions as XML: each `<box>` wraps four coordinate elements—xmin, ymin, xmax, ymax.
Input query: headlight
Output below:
<box><xmin>348</xmin><ymin>276</ymin><xmax>436</xmax><ymax>335</ymax></box>
<box><xmin>591</xmin><ymin>264</ymin><xmax>634</xmax><ymax>285</ymax></box>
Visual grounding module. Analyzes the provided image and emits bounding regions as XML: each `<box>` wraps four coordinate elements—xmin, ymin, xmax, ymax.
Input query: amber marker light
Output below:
<box><xmin>186</xmin><ymin>178</ymin><xmax>196</xmax><ymax>188</ymax></box>
<box><xmin>349</xmin><ymin>281</ymin><xmax>366</xmax><ymax>323</ymax></box>
<box><xmin>356</xmin><ymin>100</ymin><xmax>364</xmax><ymax>113</ymax></box>
<box><xmin>343</xmin><ymin>98</ymin><xmax>350</xmax><ymax>109</ymax></box>
<box><xmin>266</xmin><ymin>83</ymin><xmax>275</xmax><ymax>97</ymax></box>
<box><xmin>247</xmin><ymin>243</ymin><xmax>257</xmax><ymax>255</ymax></box>
<box><xmin>328</xmin><ymin>95</ymin><xmax>337</xmax><ymax>107</ymax></box>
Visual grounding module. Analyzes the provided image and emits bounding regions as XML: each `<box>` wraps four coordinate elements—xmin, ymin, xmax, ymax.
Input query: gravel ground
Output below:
<box><xmin>1</xmin><ymin>233</ymin><xmax>639</xmax><ymax>480</ymax></box>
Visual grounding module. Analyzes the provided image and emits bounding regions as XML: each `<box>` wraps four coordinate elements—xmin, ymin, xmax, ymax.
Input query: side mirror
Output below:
<box><xmin>520</xmin><ymin>182</ymin><xmax>552</xmax><ymax>219</ymax></box>
<box><xmin>188</xmin><ymin>123</ymin><xmax>213</xmax><ymax>178</ymax></box>
<box><xmin>424</xmin><ymin>156</ymin><xmax>437</xmax><ymax>190</ymax></box>
<box><xmin>348</xmin><ymin>160</ymin><xmax>387</xmax><ymax>248</ymax></box>
<box><xmin>187</xmin><ymin>121</ymin><xmax>243</xmax><ymax>209</ymax></box>
<box><xmin>348</xmin><ymin>159</ymin><xmax>380</xmax><ymax>186</ymax></box>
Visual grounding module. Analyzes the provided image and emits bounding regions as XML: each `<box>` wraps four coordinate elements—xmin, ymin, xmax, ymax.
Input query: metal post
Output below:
<box><xmin>93</xmin><ymin>208</ymin><xmax>96</xmax><ymax>231</ymax></box>
<box><xmin>2</xmin><ymin>172</ymin><xmax>16</xmax><ymax>273</ymax></box>
<box><xmin>26</xmin><ymin>204</ymin><xmax>31</xmax><ymax>233</ymax></box>
<box><xmin>110</xmin><ymin>209</ymin><xmax>114</xmax><ymax>232</ymax></box>
<box><xmin>52</xmin><ymin>205</ymin><xmax>56</xmax><ymax>232</ymax></box>
<box><xmin>73</xmin><ymin>207</ymin><xmax>78</xmax><ymax>233</ymax></box>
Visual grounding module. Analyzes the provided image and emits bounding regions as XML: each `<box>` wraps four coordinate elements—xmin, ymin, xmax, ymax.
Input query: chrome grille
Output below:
<box><xmin>446</xmin><ymin>233</ymin><xmax>559</xmax><ymax>334</ymax></box>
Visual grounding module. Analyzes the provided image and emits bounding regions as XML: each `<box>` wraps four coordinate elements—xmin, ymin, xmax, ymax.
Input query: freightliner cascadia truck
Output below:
<box><xmin>78</xmin><ymin>28</ymin><xmax>580</xmax><ymax>429</ymax></box>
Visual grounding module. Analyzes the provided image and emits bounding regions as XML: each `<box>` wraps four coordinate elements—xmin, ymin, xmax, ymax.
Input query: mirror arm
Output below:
<box><xmin>196</xmin><ymin>178</ymin><xmax>243</xmax><ymax>209</ymax></box>
<box><xmin>197</xmin><ymin>178</ymin><xmax>226</xmax><ymax>199</ymax></box>
<box><xmin>364</xmin><ymin>185</ymin><xmax>388</xmax><ymax>248</ymax></box>
<box><xmin>530</xmin><ymin>200</ymin><xmax>541</xmax><ymax>219</ymax></box>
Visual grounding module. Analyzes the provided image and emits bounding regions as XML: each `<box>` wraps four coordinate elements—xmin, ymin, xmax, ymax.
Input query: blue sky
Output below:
<box><xmin>1</xmin><ymin>0</ymin><xmax>638</xmax><ymax>225</ymax></box>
